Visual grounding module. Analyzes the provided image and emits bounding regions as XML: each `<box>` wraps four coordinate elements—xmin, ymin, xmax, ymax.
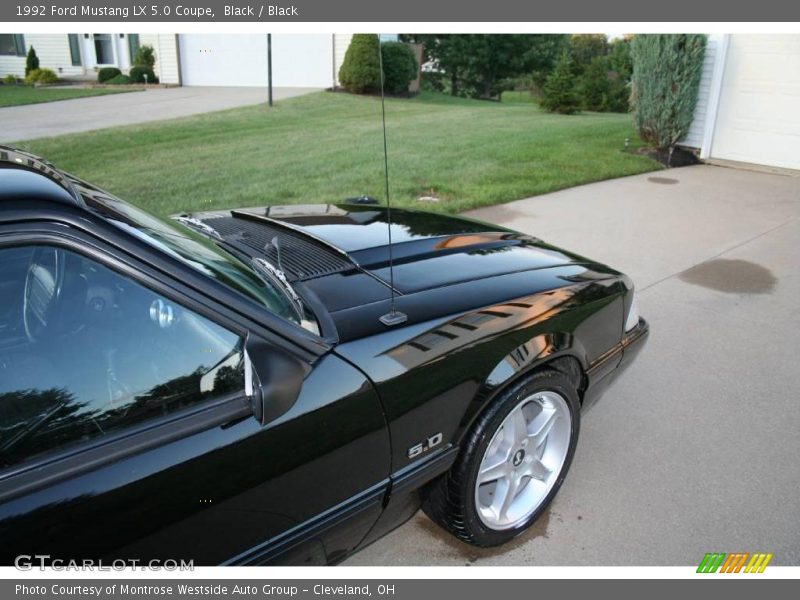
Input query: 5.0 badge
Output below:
<box><xmin>407</xmin><ymin>433</ymin><xmax>443</xmax><ymax>459</ymax></box>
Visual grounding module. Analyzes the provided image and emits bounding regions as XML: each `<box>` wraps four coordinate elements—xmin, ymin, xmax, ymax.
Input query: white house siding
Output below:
<box><xmin>140</xmin><ymin>34</ymin><xmax>180</xmax><ymax>85</ymax></box>
<box><xmin>680</xmin><ymin>34</ymin><xmax>724</xmax><ymax>150</ymax></box>
<box><xmin>0</xmin><ymin>34</ymin><xmax>84</xmax><ymax>79</ymax></box>
<box><xmin>0</xmin><ymin>47</ymin><xmax>26</xmax><ymax>79</ymax></box>
<box><xmin>334</xmin><ymin>34</ymin><xmax>353</xmax><ymax>85</ymax></box>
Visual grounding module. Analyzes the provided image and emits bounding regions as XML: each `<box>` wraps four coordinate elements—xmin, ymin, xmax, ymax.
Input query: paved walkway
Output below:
<box><xmin>1</xmin><ymin>86</ymin><xmax>319</xmax><ymax>142</ymax></box>
<box><xmin>348</xmin><ymin>165</ymin><xmax>800</xmax><ymax>566</ymax></box>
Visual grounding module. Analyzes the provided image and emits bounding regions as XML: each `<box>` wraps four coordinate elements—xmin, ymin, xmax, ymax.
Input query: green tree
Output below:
<box><xmin>25</xmin><ymin>46</ymin><xmax>39</xmax><ymax>77</ymax></box>
<box><xmin>579</xmin><ymin>55</ymin><xmax>612</xmax><ymax>111</ymax></box>
<box><xmin>338</xmin><ymin>34</ymin><xmax>381</xmax><ymax>94</ymax></box>
<box><xmin>400</xmin><ymin>34</ymin><xmax>569</xmax><ymax>100</ymax></box>
<box><xmin>460</xmin><ymin>35</ymin><xmax>551</xmax><ymax>99</ymax></box>
<box><xmin>573</xmin><ymin>36</ymin><xmax>633</xmax><ymax>113</ymax></box>
<box><xmin>540</xmin><ymin>50</ymin><xmax>581</xmax><ymax>114</ymax></box>
<box><xmin>522</xmin><ymin>34</ymin><xmax>570</xmax><ymax>88</ymax></box>
<box><xmin>570</xmin><ymin>34</ymin><xmax>608</xmax><ymax>74</ymax></box>
<box><xmin>606</xmin><ymin>72</ymin><xmax>631</xmax><ymax>113</ymax></box>
<box><xmin>608</xmin><ymin>36</ymin><xmax>633</xmax><ymax>80</ymax></box>
<box><xmin>631</xmin><ymin>34</ymin><xmax>707</xmax><ymax>153</ymax></box>
<box><xmin>401</xmin><ymin>34</ymin><xmax>472</xmax><ymax>97</ymax></box>
<box><xmin>133</xmin><ymin>44</ymin><xmax>156</xmax><ymax>68</ymax></box>
<box><xmin>380</xmin><ymin>42</ymin><xmax>418</xmax><ymax>94</ymax></box>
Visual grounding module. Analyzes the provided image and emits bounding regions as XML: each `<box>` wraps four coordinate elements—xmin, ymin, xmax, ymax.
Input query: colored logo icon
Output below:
<box><xmin>697</xmin><ymin>552</ymin><xmax>773</xmax><ymax>573</ymax></box>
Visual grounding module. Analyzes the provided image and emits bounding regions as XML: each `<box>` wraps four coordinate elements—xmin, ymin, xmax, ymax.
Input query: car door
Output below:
<box><xmin>0</xmin><ymin>226</ymin><xmax>390</xmax><ymax>566</ymax></box>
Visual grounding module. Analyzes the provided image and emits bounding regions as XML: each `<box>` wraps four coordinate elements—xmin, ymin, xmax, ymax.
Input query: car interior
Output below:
<box><xmin>0</xmin><ymin>244</ymin><xmax>245</xmax><ymax>470</ymax></box>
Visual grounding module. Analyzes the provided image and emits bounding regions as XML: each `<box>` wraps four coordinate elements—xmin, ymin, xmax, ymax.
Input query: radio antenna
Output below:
<box><xmin>378</xmin><ymin>36</ymin><xmax>408</xmax><ymax>327</ymax></box>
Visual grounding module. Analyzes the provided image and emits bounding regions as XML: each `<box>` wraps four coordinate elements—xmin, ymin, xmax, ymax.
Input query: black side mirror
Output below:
<box><xmin>245</xmin><ymin>336</ymin><xmax>307</xmax><ymax>425</ymax></box>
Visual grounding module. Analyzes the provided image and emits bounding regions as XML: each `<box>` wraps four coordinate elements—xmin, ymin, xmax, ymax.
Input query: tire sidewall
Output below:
<box><xmin>460</xmin><ymin>370</ymin><xmax>581</xmax><ymax>546</ymax></box>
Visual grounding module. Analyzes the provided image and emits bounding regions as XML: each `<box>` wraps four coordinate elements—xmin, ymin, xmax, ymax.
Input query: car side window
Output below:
<box><xmin>0</xmin><ymin>244</ymin><xmax>245</xmax><ymax>471</ymax></box>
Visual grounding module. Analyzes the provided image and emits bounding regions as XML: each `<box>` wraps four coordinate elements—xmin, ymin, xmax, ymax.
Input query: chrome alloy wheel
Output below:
<box><xmin>474</xmin><ymin>391</ymin><xmax>572</xmax><ymax>530</ymax></box>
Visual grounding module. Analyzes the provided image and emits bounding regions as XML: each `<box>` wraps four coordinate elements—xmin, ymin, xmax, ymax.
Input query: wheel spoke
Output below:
<box><xmin>500</xmin><ymin>421</ymin><xmax>516</xmax><ymax>447</ymax></box>
<box><xmin>489</xmin><ymin>428</ymin><xmax>514</xmax><ymax>463</ymax></box>
<box><xmin>498</xmin><ymin>475</ymin><xmax>521</xmax><ymax>521</ymax></box>
<box><xmin>528</xmin><ymin>405</ymin><xmax>558</xmax><ymax>449</ymax></box>
<box><xmin>478</xmin><ymin>457</ymin><xmax>509</xmax><ymax>483</ymax></box>
<box><xmin>527</xmin><ymin>457</ymin><xmax>553</xmax><ymax>482</ymax></box>
<box><xmin>510</xmin><ymin>406</ymin><xmax>529</xmax><ymax>444</ymax></box>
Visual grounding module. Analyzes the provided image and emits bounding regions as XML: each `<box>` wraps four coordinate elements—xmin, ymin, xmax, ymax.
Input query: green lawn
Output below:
<box><xmin>0</xmin><ymin>85</ymin><xmax>139</xmax><ymax>107</ymax></box>
<box><xmin>500</xmin><ymin>90</ymin><xmax>540</xmax><ymax>104</ymax></box>
<box><xmin>18</xmin><ymin>91</ymin><xmax>660</xmax><ymax>216</ymax></box>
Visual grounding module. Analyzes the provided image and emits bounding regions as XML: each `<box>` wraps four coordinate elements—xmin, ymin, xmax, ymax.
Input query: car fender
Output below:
<box><xmin>454</xmin><ymin>333</ymin><xmax>588</xmax><ymax>449</ymax></box>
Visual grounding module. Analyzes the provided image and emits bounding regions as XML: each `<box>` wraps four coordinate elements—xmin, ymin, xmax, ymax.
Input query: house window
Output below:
<box><xmin>0</xmin><ymin>34</ymin><xmax>25</xmax><ymax>57</ymax></box>
<box><xmin>93</xmin><ymin>33</ymin><xmax>114</xmax><ymax>65</ymax></box>
<box><xmin>128</xmin><ymin>34</ymin><xmax>140</xmax><ymax>63</ymax></box>
<box><xmin>67</xmin><ymin>34</ymin><xmax>81</xmax><ymax>66</ymax></box>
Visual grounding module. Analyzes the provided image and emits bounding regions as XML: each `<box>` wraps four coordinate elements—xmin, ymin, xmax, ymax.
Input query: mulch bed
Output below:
<box><xmin>637</xmin><ymin>146</ymin><xmax>701</xmax><ymax>168</ymax></box>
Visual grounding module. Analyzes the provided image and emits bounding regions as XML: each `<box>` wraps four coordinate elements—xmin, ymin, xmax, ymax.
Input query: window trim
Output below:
<box><xmin>0</xmin><ymin>390</ymin><xmax>251</xmax><ymax>503</ymax></box>
<box><xmin>0</xmin><ymin>227</ymin><xmax>253</xmax><ymax>342</ymax></box>
<box><xmin>0</xmin><ymin>230</ymin><xmax>258</xmax><ymax>500</ymax></box>
<box><xmin>0</xmin><ymin>34</ymin><xmax>25</xmax><ymax>57</ymax></box>
<box><xmin>91</xmin><ymin>33</ymin><xmax>117</xmax><ymax>67</ymax></box>
<box><xmin>67</xmin><ymin>33</ymin><xmax>82</xmax><ymax>66</ymax></box>
<box><xmin>127</xmin><ymin>33</ymin><xmax>140</xmax><ymax>64</ymax></box>
<box><xmin>0</xmin><ymin>207</ymin><xmax>332</xmax><ymax>359</ymax></box>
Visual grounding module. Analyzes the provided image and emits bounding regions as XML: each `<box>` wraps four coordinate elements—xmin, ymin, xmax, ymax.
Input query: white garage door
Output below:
<box><xmin>711</xmin><ymin>35</ymin><xmax>800</xmax><ymax>170</ymax></box>
<box><xmin>179</xmin><ymin>34</ymin><xmax>333</xmax><ymax>88</ymax></box>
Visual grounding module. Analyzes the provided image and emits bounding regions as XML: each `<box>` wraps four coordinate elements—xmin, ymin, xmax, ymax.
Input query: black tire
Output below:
<box><xmin>423</xmin><ymin>368</ymin><xmax>581</xmax><ymax>547</ymax></box>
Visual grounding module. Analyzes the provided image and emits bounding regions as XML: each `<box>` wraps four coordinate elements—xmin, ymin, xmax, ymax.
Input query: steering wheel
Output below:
<box><xmin>23</xmin><ymin>247</ymin><xmax>66</xmax><ymax>343</ymax></box>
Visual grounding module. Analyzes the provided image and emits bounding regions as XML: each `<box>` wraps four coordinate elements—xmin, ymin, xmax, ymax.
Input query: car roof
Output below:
<box><xmin>0</xmin><ymin>145</ymin><xmax>84</xmax><ymax>207</ymax></box>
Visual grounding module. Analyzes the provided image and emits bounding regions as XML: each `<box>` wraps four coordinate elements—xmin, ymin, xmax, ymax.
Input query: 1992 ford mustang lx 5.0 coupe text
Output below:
<box><xmin>0</xmin><ymin>147</ymin><xmax>647</xmax><ymax>565</ymax></box>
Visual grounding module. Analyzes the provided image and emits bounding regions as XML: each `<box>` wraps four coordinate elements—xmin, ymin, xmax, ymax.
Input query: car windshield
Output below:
<box><xmin>79</xmin><ymin>189</ymin><xmax>301</xmax><ymax>326</ymax></box>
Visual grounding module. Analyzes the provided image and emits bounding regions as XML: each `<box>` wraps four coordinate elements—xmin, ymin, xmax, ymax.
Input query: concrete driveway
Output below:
<box><xmin>0</xmin><ymin>86</ymin><xmax>319</xmax><ymax>143</ymax></box>
<box><xmin>347</xmin><ymin>164</ymin><xmax>800</xmax><ymax>566</ymax></box>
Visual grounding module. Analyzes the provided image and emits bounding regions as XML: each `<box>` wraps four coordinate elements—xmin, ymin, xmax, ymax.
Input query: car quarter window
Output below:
<box><xmin>0</xmin><ymin>244</ymin><xmax>246</xmax><ymax>471</ymax></box>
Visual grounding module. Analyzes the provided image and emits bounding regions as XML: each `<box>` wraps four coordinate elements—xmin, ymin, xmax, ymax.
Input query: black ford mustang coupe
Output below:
<box><xmin>0</xmin><ymin>147</ymin><xmax>647</xmax><ymax>565</ymax></box>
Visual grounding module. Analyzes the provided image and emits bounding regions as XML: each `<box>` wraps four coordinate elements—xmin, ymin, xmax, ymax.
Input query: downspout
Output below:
<box><xmin>156</xmin><ymin>35</ymin><xmax>164</xmax><ymax>83</ymax></box>
<box><xmin>332</xmin><ymin>34</ymin><xmax>337</xmax><ymax>90</ymax></box>
<box><xmin>174</xmin><ymin>34</ymin><xmax>183</xmax><ymax>86</ymax></box>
